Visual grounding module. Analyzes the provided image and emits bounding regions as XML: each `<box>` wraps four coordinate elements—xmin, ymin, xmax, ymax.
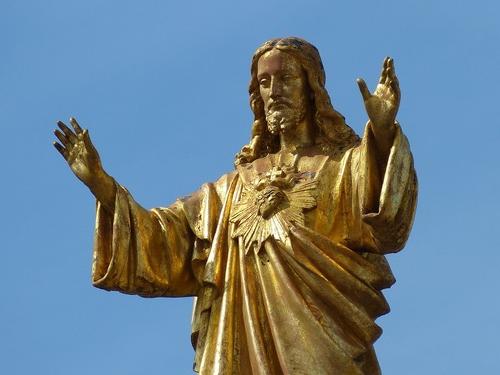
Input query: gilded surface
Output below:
<box><xmin>53</xmin><ymin>37</ymin><xmax>417</xmax><ymax>374</ymax></box>
<box><xmin>231</xmin><ymin>155</ymin><xmax>319</xmax><ymax>254</ymax></box>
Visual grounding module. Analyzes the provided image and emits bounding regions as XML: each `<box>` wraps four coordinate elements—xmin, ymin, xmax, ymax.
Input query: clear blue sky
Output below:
<box><xmin>1</xmin><ymin>1</ymin><xmax>499</xmax><ymax>374</ymax></box>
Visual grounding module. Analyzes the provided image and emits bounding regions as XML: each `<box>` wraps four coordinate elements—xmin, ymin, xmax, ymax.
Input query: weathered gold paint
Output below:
<box><xmin>53</xmin><ymin>37</ymin><xmax>417</xmax><ymax>374</ymax></box>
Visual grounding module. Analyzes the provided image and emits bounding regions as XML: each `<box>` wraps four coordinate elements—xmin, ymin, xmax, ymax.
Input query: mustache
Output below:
<box><xmin>268</xmin><ymin>99</ymin><xmax>293</xmax><ymax>109</ymax></box>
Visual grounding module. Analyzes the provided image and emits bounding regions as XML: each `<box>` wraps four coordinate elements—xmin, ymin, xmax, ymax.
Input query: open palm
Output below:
<box><xmin>357</xmin><ymin>57</ymin><xmax>400</xmax><ymax>129</ymax></box>
<box><xmin>53</xmin><ymin>117</ymin><xmax>103</xmax><ymax>187</ymax></box>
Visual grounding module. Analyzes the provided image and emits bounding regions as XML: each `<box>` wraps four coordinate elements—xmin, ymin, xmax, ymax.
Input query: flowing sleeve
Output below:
<box><xmin>354</xmin><ymin>122</ymin><xmax>418</xmax><ymax>254</ymax></box>
<box><xmin>91</xmin><ymin>184</ymin><xmax>199</xmax><ymax>297</ymax></box>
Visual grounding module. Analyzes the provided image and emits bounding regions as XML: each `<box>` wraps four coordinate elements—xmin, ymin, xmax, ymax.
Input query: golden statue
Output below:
<box><xmin>53</xmin><ymin>37</ymin><xmax>417</xmax><ymax>374</ymax></box>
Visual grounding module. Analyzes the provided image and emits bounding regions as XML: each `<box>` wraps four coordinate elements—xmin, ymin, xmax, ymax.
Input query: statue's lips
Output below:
<box><xmin>269</xmin><ymin>101</ymin><xmax>291</xmax><ymax>110</ymax></box>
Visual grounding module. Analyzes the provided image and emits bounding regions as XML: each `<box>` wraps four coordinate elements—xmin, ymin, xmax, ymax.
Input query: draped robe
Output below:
<box><xmin>91</xmin><ymin>123</ymin><xmax>417</xmax><ymax>374</ymax></box>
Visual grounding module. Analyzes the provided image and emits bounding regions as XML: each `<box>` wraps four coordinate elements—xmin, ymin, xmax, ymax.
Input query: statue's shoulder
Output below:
<box><xmin>211</xmin><ymin>170</ymin><xmax>238</xmax><ymax>199</ymax></box>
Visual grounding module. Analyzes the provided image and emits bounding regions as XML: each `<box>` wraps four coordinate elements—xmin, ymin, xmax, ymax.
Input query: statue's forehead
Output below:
<box><xmin>257</xmin><ymin>49</ymin><xmax>302</xmax><ymax>76</ymax></box>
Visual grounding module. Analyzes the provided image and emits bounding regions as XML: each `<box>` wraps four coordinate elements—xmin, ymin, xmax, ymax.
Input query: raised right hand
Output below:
<box><xmin>53</xmin><ymin>117</ymin><xmax>104</xmax><ymax>189</ymax></box>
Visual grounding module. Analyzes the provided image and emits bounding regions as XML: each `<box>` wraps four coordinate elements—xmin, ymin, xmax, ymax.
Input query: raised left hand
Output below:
<box><xmin>357</xmin><ymin>57</ymin><xmax>400</xmax><ymax>130</ymax></box>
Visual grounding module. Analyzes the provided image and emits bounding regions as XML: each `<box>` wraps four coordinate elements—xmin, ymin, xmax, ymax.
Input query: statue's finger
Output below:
<box><xmin>387</xmin><ymin>58</ymin><xmax>397</xmax><ymax>78</ymax></box>
<box><xmin>384</xmin><ymin>56</ymin><xmax>391</xmax><ymax>69</ymax></box>
<box><xmin>83</xmin><ymin>129</ymin><xmax>90</xmax><ymax>142</ymax></box>
<box><xmin>82</xmin><ymin>129</ymin><xmax>95</xmax><ymax>150</ymax></box>
<box><xmin>53</xmin><ymin>141</ymin><xmax>68</xmax><ymax>159</ymax></box>
<box><xmin>54</xmin><ymin>129</ymin><xmax>71</xmax><ymax>148</ymax></box>
<box><xmin>383</xmin><ymin>68</ymin><xmax>392</xmax><ymax>84</ymax></box>
<box><xmin>57</xmin><ymin>121</ymin><xmax>77</xmax><ymax>143</ymax></box>
<box><xmin>387</xmin><ymin>58</ymin><xmax>399</xmax><ymax>86</ymax></box>
<box><xmin>378</xmin><ymin>71</ymin><xmax>385</xmax><ymax>84</ymax></box>
<box><xmin>379</xmin><ymin>59</ymin><xmax>389</xmax><ymax>84</ymax></box>
<box><xmin>357</xmin><ymin>78</ymin><xmax>371</xmax><ymax>101</ymax></box>
<box><xmin>391</xmin><ymin>78</ymin><xmax>401</xmax><ymax>100</ymax></box>
<box><xmin>69</xmin><ymin>117</ymin><xmax>83</xmax><ymax>134</ymax></box>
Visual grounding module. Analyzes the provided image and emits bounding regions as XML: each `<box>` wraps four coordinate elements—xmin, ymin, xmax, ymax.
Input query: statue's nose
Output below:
<box><xmin>269</xmin><ymin>77</ymin><xmax>283</xmax><ymax>98</ymax></box>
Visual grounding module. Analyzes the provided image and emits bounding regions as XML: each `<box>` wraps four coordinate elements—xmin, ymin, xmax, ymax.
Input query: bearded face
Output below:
<box><xmin>265</xmin><ymin>100</ymin><xmax>306</xmax><ymax>134</ymax></box>
<box><xmin>257</xmin><ymin>49</ymin><xmax>310</xmax><ymax>135</ymax></box>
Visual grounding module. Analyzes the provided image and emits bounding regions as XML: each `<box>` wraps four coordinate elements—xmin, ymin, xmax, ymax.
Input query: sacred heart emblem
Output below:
<box><xmin>230</xmin><ymin>165</ymin><xmax>318</xmax><ymax>254</ymax></box>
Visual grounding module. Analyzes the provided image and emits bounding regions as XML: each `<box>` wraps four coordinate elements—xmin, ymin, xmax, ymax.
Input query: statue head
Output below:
<box><xmin>257</xmin><ymin>48</ymin><xmax>310</xmax><ymax>136</ymax></box>
<box><xmin>235</xmin><ymin>37</ymin><xmax>359</xmax><ymax>165</ymax></box>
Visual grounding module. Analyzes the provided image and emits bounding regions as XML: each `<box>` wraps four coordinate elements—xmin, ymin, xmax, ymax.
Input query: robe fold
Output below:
<box><xmin>92</xmin><ymin>123</ymin><xmax>417</xmax><ymax>374</ymax></box>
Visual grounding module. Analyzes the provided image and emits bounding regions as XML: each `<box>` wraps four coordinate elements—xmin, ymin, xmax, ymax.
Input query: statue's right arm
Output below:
<box><xmin>53</xmin><ymin>117</ymin><xmax>116</xmax><ymax>212</ymax></box>
<box><xmin>54</xmin><ymin>117</ymin><xmax>199</xmax><ymax>297</ymax></box>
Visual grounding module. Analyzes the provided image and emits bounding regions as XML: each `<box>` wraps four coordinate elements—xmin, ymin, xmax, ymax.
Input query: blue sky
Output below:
<box><xmin>1</xmin><ymin>1</ymin><xmax>499</xmax><ymax>374</ymax></box>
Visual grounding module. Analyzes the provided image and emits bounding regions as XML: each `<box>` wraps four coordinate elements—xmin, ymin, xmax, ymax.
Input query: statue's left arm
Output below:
<box><xmin>354</xmin><ymin>57</ymin><xmax>418</xmax><ymax>254</ymax></box>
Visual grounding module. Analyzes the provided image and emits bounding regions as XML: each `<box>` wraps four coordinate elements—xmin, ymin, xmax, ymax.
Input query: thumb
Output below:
<box><xmin>82</xmin><ymin>129</ymin><xmax>93</xmax><ymax>148</ymax></box>
<box><xmin>357</xmin><ymin>78</ymin><xmax>371</xmax><ymax>101</ymax></box>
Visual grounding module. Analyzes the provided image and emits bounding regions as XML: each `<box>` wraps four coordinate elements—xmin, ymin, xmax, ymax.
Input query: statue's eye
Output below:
<box><xmin>259</xmin><ymin>78</ymin><xmax>270</xmax><ymax>87</ymax></box>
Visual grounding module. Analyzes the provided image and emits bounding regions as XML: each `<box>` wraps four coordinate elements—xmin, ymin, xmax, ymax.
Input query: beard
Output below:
<box><xmin>265</xmin><ymin>105</ymin><xmax>306</xmax><ymax>135</ymax></box>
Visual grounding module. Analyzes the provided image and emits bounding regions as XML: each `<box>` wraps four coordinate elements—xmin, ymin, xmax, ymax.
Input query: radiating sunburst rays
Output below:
<box><xmin>230</xmin><ymin>179</ymin><xmax>318</xmax><ymax>254</ymax></box>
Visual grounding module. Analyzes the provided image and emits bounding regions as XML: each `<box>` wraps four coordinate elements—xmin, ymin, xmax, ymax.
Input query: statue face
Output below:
<box><xmin>257</xmin><ymin>49</ymin><xmax>309</xmax><ymax>134</ymax></box>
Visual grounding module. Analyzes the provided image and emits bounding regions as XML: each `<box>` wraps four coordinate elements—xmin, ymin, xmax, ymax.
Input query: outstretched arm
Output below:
<box><xmin>357</xmin><ymin>57</ymin><xmax>400</xmax><ymax>167</ymax></box>
<box><xmin>53</xmin><ymin>117</ymin><xmax>200</xmax><ymax>296</ymax></box>
<box><xmin>53</xmin><ymin>117</ymin><xmax>116</xmax><ymax>211</ymax></box>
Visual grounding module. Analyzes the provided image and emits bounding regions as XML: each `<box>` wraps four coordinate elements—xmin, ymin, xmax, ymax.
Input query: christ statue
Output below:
<box><xmin>53</xmin><ymin>37</ymin><xmax>417</xmax><ymax>374</ymax></box>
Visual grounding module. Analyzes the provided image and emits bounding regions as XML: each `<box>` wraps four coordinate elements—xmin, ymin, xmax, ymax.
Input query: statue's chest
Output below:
<box><xmin>230</xmin><ymin>152</ymin><xmax>329</xmax><ymax>254</ymax></box>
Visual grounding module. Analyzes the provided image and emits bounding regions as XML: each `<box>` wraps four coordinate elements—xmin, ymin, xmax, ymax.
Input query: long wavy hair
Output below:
<box><xmin>235</xmin><ymin>37</ymin><xmax>360</xmax><ymax>165</ymax></box>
